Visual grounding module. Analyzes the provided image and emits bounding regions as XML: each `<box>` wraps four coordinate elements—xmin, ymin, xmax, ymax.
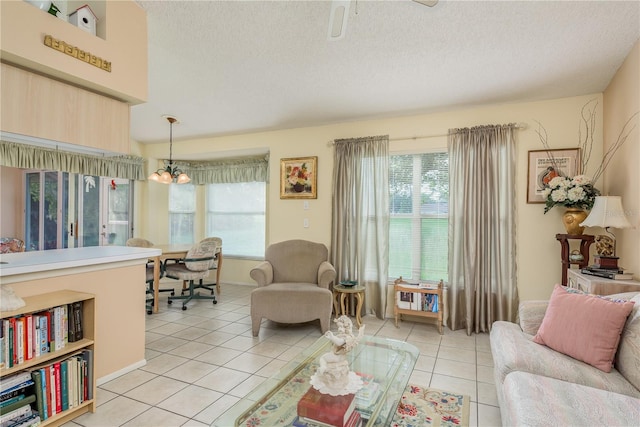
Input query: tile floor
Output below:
<box><xmin>65</xmin><ymin>283</ymin><xmax>502</xmax><ymax>427</ymax></box>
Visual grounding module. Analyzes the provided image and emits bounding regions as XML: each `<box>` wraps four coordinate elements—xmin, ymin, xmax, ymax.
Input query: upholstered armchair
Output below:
<box><xmin>250</xmin><ymin>239</ymin><xmax>336</xmax><ymax>336</ymax></box>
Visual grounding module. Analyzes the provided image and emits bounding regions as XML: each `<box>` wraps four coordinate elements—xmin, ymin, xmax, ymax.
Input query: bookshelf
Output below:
<box><xmin>393</xmin><ymin>278</ymin><xmax>444</xmax><ymax>334</ymax></box>
<box><xmin>1</xmin><ymin>290</ymin><xmax>96</xmax><ymax>426</ymax></box>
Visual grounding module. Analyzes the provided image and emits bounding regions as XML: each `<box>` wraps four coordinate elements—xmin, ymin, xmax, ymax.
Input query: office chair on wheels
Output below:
<box><xmin>165</xmin><ymin>240</ymin><xmax>218</xmax><ymax>310</ymax></box>
<box><xmin>181</xmin><ymin>237</ymin><xmax>222</xmax><ymax>296</ymax></box>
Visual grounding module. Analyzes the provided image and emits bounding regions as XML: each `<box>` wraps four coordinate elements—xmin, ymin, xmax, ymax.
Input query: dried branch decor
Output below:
<box><xmin>535</xmin><ymin>99</ymin><xmax>639</xmax><ymax>185</ymax></box>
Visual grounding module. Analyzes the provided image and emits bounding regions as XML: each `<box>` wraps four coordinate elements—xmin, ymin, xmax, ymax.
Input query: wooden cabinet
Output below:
<box><xmin>393</xmin><ymin>278</ymin><xmax>443</xmax><ymax>334</ymax></box>
<box><xmin>555</xmin><ymin>234</ymin><xmax>594</xmax><ymax>286</ymax></box>
<box><xmin>1</xmin><ymin>63</ymin><xmax>131</xmax><ymax>154</ymax></box>
<box><xmin>1</xmin><ymin>290</ymin><xmax>96</xmax><ymax>426</ymax></box>
<box><xmin>567</xmin><ymin>269</ymin><xmax>640</xmax><ymax>296</ymax></box>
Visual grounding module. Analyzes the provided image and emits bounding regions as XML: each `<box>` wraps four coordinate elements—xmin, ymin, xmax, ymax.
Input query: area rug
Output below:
<box><xmin>391</xmin><ymin>384</ymin><xmax>471</xmax><ymax>426</ymax></box>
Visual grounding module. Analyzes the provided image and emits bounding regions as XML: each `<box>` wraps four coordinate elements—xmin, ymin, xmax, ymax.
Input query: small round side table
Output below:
<box><xmin>332</xmin><ymin>284</ymin><xmax>366</xmax><ymax>328</ymax></box>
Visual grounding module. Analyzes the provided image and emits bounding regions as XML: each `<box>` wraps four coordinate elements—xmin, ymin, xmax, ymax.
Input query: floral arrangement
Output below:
<box><xmin>287</xmin><ymin>163</ymin><xmax>310</xmax><ymax>188</ymax></box>
<box><xmin>541</xmin><ymin>175</ymin><xmax>600</xmax><ymax>213</ymax></box>
<box><xmin>536</xmin><ymin>99</ymin><xmax>637</xmax><ymax>215</ymax></box>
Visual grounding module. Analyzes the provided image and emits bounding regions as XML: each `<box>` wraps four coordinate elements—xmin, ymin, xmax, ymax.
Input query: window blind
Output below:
<box><xmin>389</xmin><ymin>151</ymin><xmax>449</xmax><ymax>283</ymax></box>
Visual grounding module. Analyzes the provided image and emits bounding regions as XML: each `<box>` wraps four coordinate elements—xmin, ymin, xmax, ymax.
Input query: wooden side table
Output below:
<box><xmin>555</xmin><ymin>234</ymin><xmax>594</xmax><ymax>286</ymax></box>
<box><xmin>332</xmin><ymin>284</ymin><xmax>365</xmax><ymax>328</ymax></box>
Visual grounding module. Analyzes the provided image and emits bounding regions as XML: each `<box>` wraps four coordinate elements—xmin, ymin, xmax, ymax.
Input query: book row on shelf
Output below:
<box><xmin>0</xmin><ymin>302</ymin><xmax>83</xmax><ymax>369</ymax></box>
<box><xmin>396</xmin><ymin>292</ymin><xmax>440</xmax><ymax>313</ymax></box>
<box><xmin>0</xmin><ymin>349</ymin><xmax>93</xmax><ymax>427</ymax></box>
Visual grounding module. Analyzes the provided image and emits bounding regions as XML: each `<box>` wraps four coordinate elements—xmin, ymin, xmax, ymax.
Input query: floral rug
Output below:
<box><xmin>391</xmin><ymin>385</ymin><xmax>471</xmax><ymax>426</ymax></box>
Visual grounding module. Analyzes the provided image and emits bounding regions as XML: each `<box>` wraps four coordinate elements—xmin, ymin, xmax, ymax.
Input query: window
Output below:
<box><xmin>24</xmin><ymin>172</ymin><xmax>132</xmax><ymax>250</ymax></box>
<box><xmin>206</xmin><ymin>182</ymin><xmax>266</xmax><ymax>258</ymax></box>
<box><xmin>389</xmin><ymin>152</ymin><xmax>449</xmax><ymax>283</ymax></box>
<box><xmin>169</xmin><ymin>183</ymin><xmax>195</xmax><ymax>244</ymax></box>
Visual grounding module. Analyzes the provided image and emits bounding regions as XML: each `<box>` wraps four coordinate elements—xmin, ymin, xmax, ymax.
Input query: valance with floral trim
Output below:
<box><xmin>0</xmin><ymin>141</ymin><xmax>146</xmax><ymax>180</ymax></box>
<box><xmin>177</xmin><ymin>154</ymin><xmax>269</xmax><ymax>185</ymax></box>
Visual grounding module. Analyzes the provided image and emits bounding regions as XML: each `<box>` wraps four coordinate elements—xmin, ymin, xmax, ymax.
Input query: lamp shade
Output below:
<box><xmin>580</xmin><ymin>196</ymin><xmax>632</xmax><ymax>229</ymax></box>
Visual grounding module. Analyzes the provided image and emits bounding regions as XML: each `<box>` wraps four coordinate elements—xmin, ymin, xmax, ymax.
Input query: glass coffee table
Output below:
<box><xmin>212</xmin><ymin>335</ymin><xmax>419</xmax><ymax>426</ymax></box>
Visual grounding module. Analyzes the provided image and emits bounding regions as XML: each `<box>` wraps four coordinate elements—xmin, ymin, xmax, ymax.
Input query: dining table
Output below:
<box><xmin>149</xmin><ymin>244</ymin><xmax>222</xmax><ymax>313</ymax></box>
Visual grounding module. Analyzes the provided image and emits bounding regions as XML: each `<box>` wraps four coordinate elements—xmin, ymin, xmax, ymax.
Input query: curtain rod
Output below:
<box><xmin>329</xmin><ymin>122</ymin><xmax>528</xmax><ymax>145</ymax></box>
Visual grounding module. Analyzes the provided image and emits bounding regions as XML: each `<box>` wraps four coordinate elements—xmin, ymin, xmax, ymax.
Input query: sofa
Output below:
<box><xmin>490</xmin><ymin>288</ymin><xmax>640</xmax><ymax>426</ymax></box>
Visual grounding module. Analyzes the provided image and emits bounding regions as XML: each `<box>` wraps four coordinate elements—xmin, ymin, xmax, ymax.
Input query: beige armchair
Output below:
<box><xmin>250</xmin><ymin>239</ymin><xmax>336</xmax><ymax>336</ymax></box>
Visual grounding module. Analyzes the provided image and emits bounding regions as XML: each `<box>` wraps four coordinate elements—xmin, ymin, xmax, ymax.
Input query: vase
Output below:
<box><xmin>293</xmin><ymin>183</ymin><xmax>305</xmax><ymax>192</ymax></box>
<box><xmin>562</xmin><ymin>208</ymin><xmax>588</xmax><ymax>235</ymax></box>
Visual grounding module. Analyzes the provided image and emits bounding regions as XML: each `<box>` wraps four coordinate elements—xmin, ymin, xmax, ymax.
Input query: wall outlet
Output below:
<box><xmin>303</xmin><ymin>218</ymin><xmax>309</xmax><ymax>228</ymax></box>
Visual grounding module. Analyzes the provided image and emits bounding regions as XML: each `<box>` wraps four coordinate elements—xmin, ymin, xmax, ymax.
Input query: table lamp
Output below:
<box><xmin>580</xmin><ymin>196</ymin><xmax>632</xmax><ymax>270</ymax></box>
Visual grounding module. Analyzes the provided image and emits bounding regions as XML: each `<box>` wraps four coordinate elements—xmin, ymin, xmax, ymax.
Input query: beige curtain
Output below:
<box><xmin>331</xmin><ymin>135</ymin><xmax>389</xmax><ymax>319</ymax></box>
<box><xmin>0</xmin><ymin>141</ymin><xmax>145</xmax><ymax>180</ymax></box>
<box><xmin>447</xmin><ymin>124</ymin><xmax>519</xmax><ymax>334</ymax></box>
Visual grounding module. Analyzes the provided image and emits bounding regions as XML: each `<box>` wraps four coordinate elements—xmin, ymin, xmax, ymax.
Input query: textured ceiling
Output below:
<box><xmin>131</xmin><ymin>0</ymin><xmax>640</xmax><ymax>144</ymax></box>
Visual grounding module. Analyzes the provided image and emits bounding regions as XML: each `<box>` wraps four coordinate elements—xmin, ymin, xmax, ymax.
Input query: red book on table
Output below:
<box><xmin>297</xmin><ymin>387</ymin><xmax>356</xmax><ymax>427</ymax></box>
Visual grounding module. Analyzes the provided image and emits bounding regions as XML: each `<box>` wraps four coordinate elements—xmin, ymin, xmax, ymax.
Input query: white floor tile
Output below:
<box><xmin>158</xmin><ymin>385</ymin><xmax>223</xmax><ymax>418</ymax></box>
<box><xmin>121</xmin><ymin>407</ymin><xmax>190</xmax><ymax>427</ymax></box>
<box><xmin>124</xmin><ymin>376</ymin><xmax>189</xmax><ymax>405</ymax></box>
<box><xmin>194</xmin><ymin>366</ymin><xmax>251</xmax><ymax>393</ymax></box>
<box><xmin>73</xmin><ymin>396</ymin><xmax>150</xmax><ymax>426</ymax></box>
<box><xmin>100</xmin><ymin>370</ymin><xmax>158</xmax><ymax>395</ymax></box>
<box><xmin>82</xmin><ymin>283</ymin><xmax>501</xmax><ymax>426</ymax></box>
<box><xmin>478</xmin><ymin>402</ymin><xmax>502</xmax><ymax>426</ymax></box>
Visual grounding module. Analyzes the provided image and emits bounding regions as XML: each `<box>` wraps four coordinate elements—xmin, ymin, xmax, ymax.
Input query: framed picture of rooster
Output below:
<box><xmin>527</xmin><ymin>148</ymin><xmax>581</xmax><ymax>203</ymax></box>
<box><xmin>280</xmin><ymin>156</ymin><xmax>317</xmax><ymax>199</ymax></box>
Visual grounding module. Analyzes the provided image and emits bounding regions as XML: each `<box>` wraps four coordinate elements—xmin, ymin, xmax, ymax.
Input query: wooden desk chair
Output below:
<box><xmin>126</xmin><ymin>238</ymin><xmax>173</xmax><ymax>314</ymax></box>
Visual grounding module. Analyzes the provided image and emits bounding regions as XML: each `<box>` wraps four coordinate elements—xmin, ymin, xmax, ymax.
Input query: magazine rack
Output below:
<box><xmin>393</xmin><ymin>277</ymin><xmax>443</xmax><ymax>334</ymax></box>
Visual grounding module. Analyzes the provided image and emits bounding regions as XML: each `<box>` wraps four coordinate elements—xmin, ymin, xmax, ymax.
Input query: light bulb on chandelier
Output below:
<box><xmin>148</xmin><ymin>116</ymin><xmax>190</xmax><ymax>184</ymax></box>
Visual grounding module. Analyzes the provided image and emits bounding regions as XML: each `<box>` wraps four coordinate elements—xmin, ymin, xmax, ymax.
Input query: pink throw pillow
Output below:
<box><xmin>533</xmin><ymin>284</ymin><xmax>635</xmax><ymax>372</ymax></box>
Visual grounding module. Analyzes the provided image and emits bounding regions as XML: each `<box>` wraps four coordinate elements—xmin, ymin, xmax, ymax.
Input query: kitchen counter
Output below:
<box><xmin>0</xmin><ymin>246</ymin><xmax>160</xmax><ymax>281</ymax></box>
<box><xmin>0</xmin><ymin>245</ymin><xmax>161</xmax><ymax>383</ymax></box>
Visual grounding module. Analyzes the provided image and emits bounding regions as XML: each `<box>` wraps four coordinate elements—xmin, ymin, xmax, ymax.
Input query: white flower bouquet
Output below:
<box><xmin>542</xmin><ymin>175</ymin><xmax>600</xmax><ymax>214</ymax></box>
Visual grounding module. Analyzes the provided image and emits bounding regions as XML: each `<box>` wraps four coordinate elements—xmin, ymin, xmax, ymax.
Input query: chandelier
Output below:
<box><xmin>148</xmin><ymin>116</ymin><xmax>190</xmax><ymax>184</ymax></box>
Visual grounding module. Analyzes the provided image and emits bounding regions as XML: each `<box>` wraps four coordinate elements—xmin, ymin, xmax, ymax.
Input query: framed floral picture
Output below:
<box><xmin>280</xmin><ymin>156</ymin><xmax>317</xmax><ymax>199</ymax></box>
<box><xmin>527</xmin><ymin>148</ymin><xmax>581</xmax><ymax>203</ymax></box>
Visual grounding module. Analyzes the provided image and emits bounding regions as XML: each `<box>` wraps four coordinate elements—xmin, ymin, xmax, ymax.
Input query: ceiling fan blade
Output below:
<box><xmin>413</xmin><ymin>0</ymin><xmax>439</xmax><ymax>7</ymax></box>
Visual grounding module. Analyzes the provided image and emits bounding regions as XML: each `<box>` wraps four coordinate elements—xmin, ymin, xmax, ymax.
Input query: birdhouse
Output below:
<box><xmin>68</xmin><ymin>4</ymin><xmax>97</xmax><ymax>35</ymax></box>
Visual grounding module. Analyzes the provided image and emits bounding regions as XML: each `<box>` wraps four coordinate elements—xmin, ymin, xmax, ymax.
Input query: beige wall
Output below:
<box><xmin>603</xmin><ymin>40</ymin><xmax>640</xmax><ymax>277</ymax></box>
<box><xmin>139</xmin><ymin>94</ymin><xmax>609</xmax><ymax>302</ymax></box>
<box><xmin>0</xmin><ymin>166</ymin><xmax>23</xmax><ymax>239</ymax></box>
<box><xmin>0</xmin><ymin>0</ymin><xmax>147</xmax><ymax>104</ymax></box>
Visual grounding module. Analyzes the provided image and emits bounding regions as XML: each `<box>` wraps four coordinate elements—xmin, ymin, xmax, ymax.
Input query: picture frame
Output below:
<box><xmin>527</xmin><ymin>148</ymin><xmax>581</xmax><ymax>204</ymax></box>
<box><xmin>280</xmin><ymin>156</ymin><xmax>317</xmax><ymax>199</ymax></box>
